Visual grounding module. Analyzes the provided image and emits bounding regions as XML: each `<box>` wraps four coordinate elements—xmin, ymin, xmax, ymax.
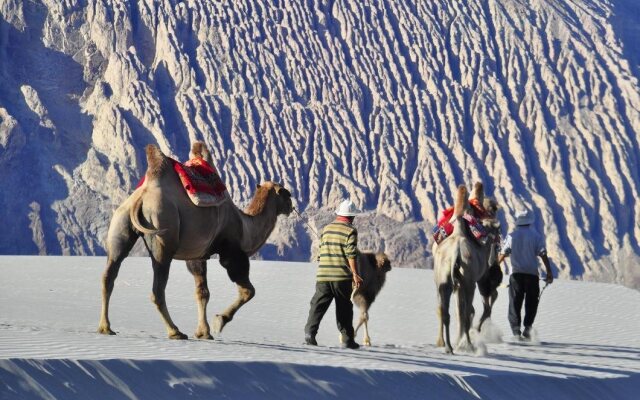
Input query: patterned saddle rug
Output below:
<box><xmin>432</xmin><ymin>201</ymin><xmax>489</xmax><ymax>245</ymax></box>
<box><xmin>137</xmin><ymin>157</ymin><xmax>227</xmax><ymax>207</ymax></box>
<box><xmin>174</xmin><ymin>157</ymin><xmax>227</xmax><ymax>207</ymax></box>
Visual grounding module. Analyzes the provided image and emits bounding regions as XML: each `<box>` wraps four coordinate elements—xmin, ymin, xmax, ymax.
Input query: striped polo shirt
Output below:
<box><xmin>316</xmin><ymin>221</ymin><xmax>358</xmax><ymax>282</ymax></box>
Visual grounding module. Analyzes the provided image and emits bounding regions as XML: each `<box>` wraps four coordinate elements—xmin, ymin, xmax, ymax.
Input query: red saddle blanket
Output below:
<box><xmin>432</xmin><ymin>199</ymin><xmax>489</xmax><ymax>245</ymax></box>
<box><xmin>137</xmin><ymin>157</ymin><xmax>227</xmax><ymax>207</ymax></box>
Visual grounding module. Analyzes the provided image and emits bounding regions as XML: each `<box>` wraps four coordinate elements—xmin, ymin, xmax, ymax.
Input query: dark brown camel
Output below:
<box><xmin>97</xmin><ymin>143</ymin><xmax>293</xmax><ymax>339</ymax></box>
<box><xmin>351</xmin><ymin>252</ymin><xmax>392</xmax><ymax>346</ymax></box>
<box><xmin>476</xmin><ymin>196</ymin><xmax>503</xmax><ymax>332</ymax></box>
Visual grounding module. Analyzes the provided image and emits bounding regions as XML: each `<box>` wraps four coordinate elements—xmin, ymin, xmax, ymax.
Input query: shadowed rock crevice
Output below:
<box><xmin>0</xmin><ymin>5</ymin><xmax>91</xmax><ymax>254</ymax></box>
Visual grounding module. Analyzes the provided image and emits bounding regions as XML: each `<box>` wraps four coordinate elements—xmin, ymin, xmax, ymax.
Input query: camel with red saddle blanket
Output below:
<box><xmin>98</xmin><ymin>142</ymin><xmax>293</xmax><ymax>340</ymax></box>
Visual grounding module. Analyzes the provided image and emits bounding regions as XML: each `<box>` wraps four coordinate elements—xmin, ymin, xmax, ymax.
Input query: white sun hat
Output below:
<box><xmin>515</xmin><ymin>209</ymin><xmax>534</xmax><ymax>226</ymax></box>
<box><xmin>335</xmin><ymin>199</ymin><xmax>361</xmax><ymax>217</ymax></box>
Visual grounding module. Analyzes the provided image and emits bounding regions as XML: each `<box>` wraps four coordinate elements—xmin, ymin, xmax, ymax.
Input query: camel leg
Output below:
<box><xmin>467</xmin><ymin>299</ymin><xmax>476</xmax><ymax>346</ymax></box>
<box><xmin>436</xmin><ymin>283</ymin><xmax>453</xmax><ymax>354</ymax></box>
<box><xmin>98</xmin><ymin>214</ymin><xmax>138</xmax><ymax>335</ymax></box>
<box><xmin>213</xmin><ymin>249</ymin><xmax>253</xmax><ymax>334</ymax></box>
<box><xmin>362</xmin><ymin>311</ymin><xmax>371</xmax><ymax>346</ymax></box>
<box><xmin>97</xmin><ymin>256</ymin><xmax>123</xmax><ymax>335</ymax></box>
<box><xmin>213</xmin><ymin>278</ymin><xmax>254</xmax><ymax>334</ymax></box>
<box><xmin>456</xmin><ymin>284</ymin><xmax>475</xmax><ymax>352</ymax></box>
<box><xmin>455</xmin><ymin>289</ymin><xmax>466</xmax><ymax>348</ymax></box>
<box><xmin>436</xmin><ymin>307</ymin><xmax>445</xmax><ymax>347</ymax></box>
<box><xmin>355</xmin><ymin>307</ymin><xmax>371</xmax><ymax>346</ymax></box>
<box><xmin>478</xmin><ymin>291</ymin><xmax>497</xmax><ymax>331</ymax></box>
<box><xmin>150</xmin><ymin>257</ymin><xmax>187</xmax><ymax>339</ymax></box>
<box><xmin>187</xmin><ymin>260</ymin><xmax>213</xmax><ymax>340</ymax></box>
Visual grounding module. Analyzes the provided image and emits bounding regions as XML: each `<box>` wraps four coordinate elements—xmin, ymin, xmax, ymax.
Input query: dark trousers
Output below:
<box><xmin>304</xmin><ymin>280</ymin><xmax>354</xmax><ymax>339</ymax></box>
<box><xmin>508</xmin><ymin>273</ymin><xmax>540</xmax><ymax>333</ymax></box>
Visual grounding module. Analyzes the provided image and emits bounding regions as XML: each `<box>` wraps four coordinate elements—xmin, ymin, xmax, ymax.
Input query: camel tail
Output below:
<box><xmin>451</xmin><ymin>248</ymin><xmax>463</xmax><ymax>291</ymax></box>
<box><xmin>129</xmin><ymin>187</ymin><xmax>163</xmax><ymax>235</ymax></box>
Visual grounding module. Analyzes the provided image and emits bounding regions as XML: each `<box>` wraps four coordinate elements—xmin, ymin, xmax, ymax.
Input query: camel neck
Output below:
<box><xmin>238</xmin><ymin>204</ymin><xmax>278</xmax><ymax>255</ymax></box>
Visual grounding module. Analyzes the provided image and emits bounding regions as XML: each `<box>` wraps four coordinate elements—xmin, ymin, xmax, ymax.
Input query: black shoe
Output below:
<box><xmin>522</xmin><ymin>326</ymin><xmax>532</xmax><ymax>340</ymax></box>
<box><xmin>511</xmin><ymin>328</ymin><xmax>522</xmax><ymax>341</ymax></box>
<box><xmin>305</xmin><ymin>334</ymin><xmax>317</xmax><ymax>346</ymax></box>
<box><xmin>342</xmin><ymin>339</ymin><xmax>360</xmax><ymax>349</ymax></box>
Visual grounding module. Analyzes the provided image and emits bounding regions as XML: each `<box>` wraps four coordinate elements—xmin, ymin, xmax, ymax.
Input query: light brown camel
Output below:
<box><xmin>351</xmin><ymin>252</ymin><xmax>392</xmax><ymax>346</ymax></box>
<box><xmin>433</xmin><ymin>184</ymin><xmax>501</xmax><ymax>354</ymax></box>
<box><xmin>97</xmin><ymin>143</ymin><xmax>293</xmax><ymax>339</ymax></box>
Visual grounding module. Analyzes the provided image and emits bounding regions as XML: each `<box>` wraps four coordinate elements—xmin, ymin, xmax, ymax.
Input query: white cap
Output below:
<box><xmin>515</xmin><ymin>209</ymin><xmax>534</xmax><ymax>226</ymax></box>
<box><xmin>335</xmin><ymin>199</ymin><xmax>360</xmax><ymax>217</ymax></box>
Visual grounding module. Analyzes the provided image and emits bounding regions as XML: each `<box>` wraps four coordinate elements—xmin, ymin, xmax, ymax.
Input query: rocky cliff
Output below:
<box><xmin>1</xmin><ymin>0</ymin><xmax>639</xmax><ymax>288</ymax></box>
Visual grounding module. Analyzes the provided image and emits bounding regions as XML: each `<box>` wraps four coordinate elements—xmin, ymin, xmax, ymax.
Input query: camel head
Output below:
<box><xmin>375</xmin><ymin>252</ymin><xmax>392</xmax><ymax>273</ymax></box>
<box><xmin>480</xmin><ymin>198</ymin><xmax>502</xmax><ymax>266</ymax></box>
<box><xmin>483</xmin><ymin>196</ymin><xmax>500</xmax><ymax>218</ymax></box>
<box><xmin>272</xmin><ymin>182</ymin><xmax>294</xmax><ymax>216</ymax></box>
<box><xmin>481</xmin><ymin>197</ymin><xmax>501</xmax><ymax>235</ymax></box>
<box><xmin>245</xmin><ymin>181</ymin><xmax>293</xmax><ymax>217</ymax></box>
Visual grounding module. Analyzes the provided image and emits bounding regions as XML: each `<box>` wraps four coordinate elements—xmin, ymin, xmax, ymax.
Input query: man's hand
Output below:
<box><xmin>352</xmin><ymin>273</ymin><xmax>363</xmax><ymax>289</ymax></box>
<box><xmin>348</xmin><ymin>258</ymin><xmax>362</xmax><ymax>288</ymax></box>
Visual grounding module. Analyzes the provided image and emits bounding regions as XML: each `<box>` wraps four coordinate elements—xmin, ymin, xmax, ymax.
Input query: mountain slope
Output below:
<box><xmin>0</xmin><ymin>0</ymin><xmax>639</xmax><ymax>287</ymax></box>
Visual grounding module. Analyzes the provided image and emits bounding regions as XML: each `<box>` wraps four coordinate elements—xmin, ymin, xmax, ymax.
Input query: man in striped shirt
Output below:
<box><xmin>304</xmin><ymin>199</ymin><xmax>363</xmax><ymax>349</ymax></box>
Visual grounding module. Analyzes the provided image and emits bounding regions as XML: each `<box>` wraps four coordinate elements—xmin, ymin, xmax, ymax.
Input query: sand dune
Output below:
<box><xmin>1</xmin><ymin>256</ymin><xmax>638</xmax><ymax>398</ymax></box>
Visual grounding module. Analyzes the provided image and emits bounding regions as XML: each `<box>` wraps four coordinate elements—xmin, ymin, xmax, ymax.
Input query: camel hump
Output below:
<box><xmin>189</xmin><ymin>141</ymin><xmax>214</xmax><ymax>165</ymax></box>
<box><xmin>145</xmin><ymin>144</ymin><xmax>171</xmax><ymax>179</ymax></box>
<box><xmin>470</xmin><ymin>182</ymin><xmax>484</xmax><ymax>204</ymax></box>
<box><xmin>453</xmin><ymin>185</ymin><xmax>468</xmax><ymax>218</ymax></box>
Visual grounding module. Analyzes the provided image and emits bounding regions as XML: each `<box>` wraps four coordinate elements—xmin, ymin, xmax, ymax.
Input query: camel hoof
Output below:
<box><xmin>195</xmin><ymin>332</ymin><xmax>214</xmax><ymax>340</ymax></box>
<box><xmin>445</xmin><ymin>346</ymin><xmax>454</xmax><ymax>355</ymax></box>
<box><xmin>169</xmin><ymin>331</ymin><xmax>188</xmax><ymax>340</ymax></box>
<box><xmin>455</xmin><ymin>342</ymin><xmax>476</xmax><ymax>354</ymax></box>
<box><xmin>97</xmin><ymin>327</ymin><xmax>116</xmax><ymax>335</ymax></box>
<box><xmin>212</xmin><ymin>315</ymin><xmax>228</xmax><ymax>334</ymax></box>
<box><xmin>363</xmin><ymin>338</ymin><xmax>371</xmax><ymax>346</ymax></box>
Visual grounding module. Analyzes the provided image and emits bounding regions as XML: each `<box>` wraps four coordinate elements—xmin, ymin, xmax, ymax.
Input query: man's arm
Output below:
<box><xmin>344</xmin><ymin>230</ymin><xmax>362</xmax><ymax>288</ymax></box>
<box><xmin>498</xmin><ymin>234</ymin><xmax>512</xmax><ymax>275</ymax></box>
<box><xmin>349</xmin><ymin>258</ymin><xmax>363</xmax><ymax>288</ymax></box>
<box><xmin>540</xmin><ymin>252</ymin><xmax>553</xmax><ymax>284</ymax></box>
<box><xmin>497</xmin><ymin>253</ymin><xmax>507</xmax><ymax>264</ymax></box>
<box><xmin>497</xmin><ymin>253</ymin><xmax>509</xmax><ymax>277</ymax></box>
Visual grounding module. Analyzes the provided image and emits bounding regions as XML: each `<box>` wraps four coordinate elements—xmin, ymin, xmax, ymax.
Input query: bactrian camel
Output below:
<box><xmin>350</xmin><ymin>252</ymin><xmax>392</xmax><ymax>346</ymax></box>
<box><xmin>97</xmin><ymin>143</ymin><xmax>293</xmax><ymax>339</ymax></box>
<box><xmin>433</xmin><ymin>184</ymin><xmax>501</xmax><ymax>354</ymax></box>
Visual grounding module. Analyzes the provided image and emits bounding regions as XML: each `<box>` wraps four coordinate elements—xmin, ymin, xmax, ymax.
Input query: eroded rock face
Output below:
<box><xmin>0</xmin><ymin>1</ymin><xmax>638</xmax><ymax>287</ymax></box>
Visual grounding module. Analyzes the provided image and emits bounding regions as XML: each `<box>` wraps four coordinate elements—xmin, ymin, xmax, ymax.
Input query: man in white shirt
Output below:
<box><xmin>498</xmin><ymin>208</ymin><xmax>553</xmax><ymax>340</ymax></box>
